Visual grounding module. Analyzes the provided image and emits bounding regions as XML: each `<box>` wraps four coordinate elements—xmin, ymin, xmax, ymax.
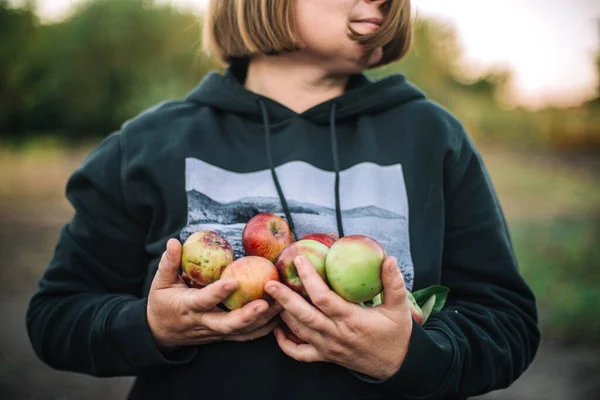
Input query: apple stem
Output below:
<box><xmin>269</xmin><ymin>223</ymin><xmax>279</xmax><ymax>235</ymax></box>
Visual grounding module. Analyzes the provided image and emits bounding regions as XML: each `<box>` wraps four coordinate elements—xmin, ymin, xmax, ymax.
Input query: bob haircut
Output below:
<box><xmin>203</xmin><ymin>0</ymin><xmax>413</xmax><ymax>68</ymax></box>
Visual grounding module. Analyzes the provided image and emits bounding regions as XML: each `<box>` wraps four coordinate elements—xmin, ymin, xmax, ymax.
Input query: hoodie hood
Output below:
<box><xmin>185</xmin><ymin>60</ymin><xmax>426</xmax><ymax>125</ymax></box>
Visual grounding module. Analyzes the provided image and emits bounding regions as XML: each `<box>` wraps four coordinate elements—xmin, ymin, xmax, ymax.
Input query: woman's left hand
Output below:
<box><xmin>264</xmin><ymin>255</ymin><xmax>413</xmax><ymax>380</ymax></box>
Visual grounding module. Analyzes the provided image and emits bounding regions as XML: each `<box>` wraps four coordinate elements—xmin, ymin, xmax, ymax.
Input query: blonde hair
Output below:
<box><xmin>203</xmin><ymin>0</ymin><xmax>413</xmax><ymax>68</ymax></box>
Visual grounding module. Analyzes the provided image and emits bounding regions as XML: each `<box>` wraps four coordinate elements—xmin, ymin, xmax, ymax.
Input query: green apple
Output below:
<box><xmin>325</xmin><ymin>235</ymin><xmax>386</xmax><ymax>303</ymax></box>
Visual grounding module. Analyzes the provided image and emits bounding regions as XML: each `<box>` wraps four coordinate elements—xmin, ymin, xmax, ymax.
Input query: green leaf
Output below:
<box><xmin>359</xmin><ymin>292</ymin><xmax>383</xmax><ymax>308</ymax></box>
<box><xmin>406</xmin><ymin>290</ymin><xmax>421</xmax><ymax>313</ymax></box>
<box><xmin>370</xmin><ymin>292</ymin><xmax>383</xmax><ymax>307</ymax></box>
<box><xmin>420</xmin><ymin>294</ymin><xmax>436</xmax><ymax>324</ymax></box>
<box><xmin>412</xmin><ymin>285</ymin><xmax>449</xmax><ymax>313</ymax></box>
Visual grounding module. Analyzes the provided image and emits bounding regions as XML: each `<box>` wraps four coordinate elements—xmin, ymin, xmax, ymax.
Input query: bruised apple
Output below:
<box><xmin>242</xmin><ymin>213</ymin><xmax>295</xmax><ymax>262</ymax></box>
<box><xmin>325</xmin><ymin>235</ymin><xmax>386</xmax><ymax>303</ymax></box>
<box><xmin>221</xmin><ymin>256</ymin><xmax>280</xmax><ymax>310</ymax></box>
<box><xmin>275</xmin><ymin>239</ymin><xmax>329</xmax><ymax>299</ymax></box>
<box><xmin>181</xmin><ymin>231</ymin><xmax>234</xmax><ymax>286</ymax></box>
<box><xmin>301</xmin><ymin>233</ymin><xmax>338</xmax><ymax>248</ymax></box>
<box><xmin>181</xmin><ymin>272</ymin><xmax>205</xmax><ymax>289</ymax></box>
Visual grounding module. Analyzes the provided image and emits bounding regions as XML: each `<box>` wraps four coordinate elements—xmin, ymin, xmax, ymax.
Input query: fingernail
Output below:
<box><xmin>266</xmin><ymin>284</ymin><xmax>278</xmax><ymax>293</ymax></box>
<box><xmin>255</xmin><ymin>304</ymin><xmax>267</xmax><ymax>313</ymax></box>
<box><xmin>294</xmin><ymin>256</ymin><xmax>303</xmax><ymax>266</ymax></box>
<box><xmin>224</xmin><ymin>281</ymin><xmax>236</xmax><ymax>291</ymax></box>
<box><xmin>389</xmin><ymin>257</ymin><xmax>398</xmax><ymax>272</ymax></box>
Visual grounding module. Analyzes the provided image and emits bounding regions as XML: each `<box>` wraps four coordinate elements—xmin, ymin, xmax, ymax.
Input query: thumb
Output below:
<box><xmin>151</xmin><ymin>239</ymin><xmax>183</xmax><ymax>290</ymax></box>
<box><xmin>380</xmin><ymin>256</ymin><xmax>408</xmax><ymax>310</ymax></box>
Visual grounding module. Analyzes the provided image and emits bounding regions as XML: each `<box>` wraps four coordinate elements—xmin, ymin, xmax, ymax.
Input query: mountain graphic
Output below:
<box><xmin>186</xmin><ymin>189</ymin><xmax>403</xmax><ymax>225</ymax></box>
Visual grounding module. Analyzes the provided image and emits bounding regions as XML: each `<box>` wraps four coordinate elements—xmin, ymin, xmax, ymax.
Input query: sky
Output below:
<box><xmin>15</xmin><ymin>0</ymin><xmax>600</xmax><ymax>109</ymax></box>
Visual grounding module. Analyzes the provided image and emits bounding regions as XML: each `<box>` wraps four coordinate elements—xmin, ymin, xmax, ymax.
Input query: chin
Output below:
<box><xmin>364</xmin><ymin>48</ymin><xmax>383</xmax><ymax>68</ymax></box>
<box><xmin>326</xmin><ymin>50</ymin><xmax>381</xmax><ymax>75</ymax></box>
<box><xmin>348</xmin><ymin>46</ymin><xmax>383</xmax><ymax>71</ymax></box>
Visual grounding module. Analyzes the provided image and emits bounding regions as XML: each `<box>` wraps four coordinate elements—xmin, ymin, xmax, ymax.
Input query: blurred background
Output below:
<box><xmin>1</xmin><ymin>0</ymin><xmax>599</xmax><ymax>399</ymax></box>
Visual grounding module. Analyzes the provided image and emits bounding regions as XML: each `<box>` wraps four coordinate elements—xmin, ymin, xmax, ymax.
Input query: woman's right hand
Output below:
<box><xmin>147</xmin><ymin>239</ymin><xmax>282</xmax><ymax>350</ymax></box>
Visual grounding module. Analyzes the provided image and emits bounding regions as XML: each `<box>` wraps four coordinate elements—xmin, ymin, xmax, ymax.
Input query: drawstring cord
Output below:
<box><xmin>258</xmin><ymin>99</ymin><xmax>345</xmax><ymax>240</ymax></box>
<box><xmin>330</xmin><ymin>103</ymin><xmax>345</xmax><ymax>238</ymax></box>
<box><xmin>259</xmin><ymin>99</ymin><xmax>299</xmax><ymax>241</ymax></box>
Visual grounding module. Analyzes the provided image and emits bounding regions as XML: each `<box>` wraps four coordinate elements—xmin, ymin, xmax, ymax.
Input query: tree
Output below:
<box><xmin>0</xmin><ymin>0</ymin><xmax>219</xmax><ymax>137</ymax></box>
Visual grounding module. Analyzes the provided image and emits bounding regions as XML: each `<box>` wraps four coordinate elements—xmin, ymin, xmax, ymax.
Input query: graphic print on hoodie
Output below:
<box><xmin>180</xmin><ymin>158</ymin><xmax>415</xmax><ymax>290</ymax></box>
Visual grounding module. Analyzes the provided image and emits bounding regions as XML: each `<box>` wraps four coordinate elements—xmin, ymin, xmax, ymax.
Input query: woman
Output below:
<box><xmin>26</xmin><ymin>1</ymin><xmax>540</xmax><ymax>399</ymax></box>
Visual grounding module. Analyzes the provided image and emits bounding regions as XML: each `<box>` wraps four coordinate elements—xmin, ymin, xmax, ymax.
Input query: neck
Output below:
<box><xmin>244</xmin><ymin>55</ymin><xmax>348</xmax><ymax>113</ymax></box>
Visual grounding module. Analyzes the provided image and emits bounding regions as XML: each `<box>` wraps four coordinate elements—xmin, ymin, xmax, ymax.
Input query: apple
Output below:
<box><xmin>181</xmin><ymin>231</ymin><xmax>234</xmax><ymax>286</ymax></box>
<box><xmin>325</xmin><ymin>235</ymin><xmax>386</xmax><ymax>303</ymax></box>
<box><xmin>221</xmin><ymin>256</ymin><xmax>280</xmax><ymax>310</ymax></box>
<box><xmin>181</xmin><ymin>272</ymin><xmax>205</xmax><ymax>289</ymax></box>
<box><xmin>301</xmin><ymin>233</ymin><xmax>338</xmax><ymax>248</ymax></box>
<box><xmin>275</xmin><ymin>239</ymin><xmax>329</xmax><ymax>299</ymax></box>
<box><xmin>242</xmin><ymin>213</ymin><xmax>295</xmax><ymax>262</ymax></box>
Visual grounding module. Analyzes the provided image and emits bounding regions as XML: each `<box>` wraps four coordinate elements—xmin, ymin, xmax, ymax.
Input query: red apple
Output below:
<box><xmin>242</xmin><ymin>213</ymin><xmax>295</xmax><ymax>263</ymax></box>
<box><xmin>181</xmin><ymin>231</ymin><xmax>234</xmax><ymax>286</ymax></box>
<box><xmin>275</xmin><ymin>239</ymin><xmax>329</xmax><ymax>299</ymax></box>
<box><xmin>220</xmin><ymin>256</ymin><xmax>280</xmax><ymax>310</ymax></box>
<box><xmin>301</xmin><ymin>233</ymin><xmax>338</xmax><ymax>248</ymax></box>
<box><xmin>325</xmin><ymin>235</ymin><xmax>386</xmax><ymax>303</ymax></box>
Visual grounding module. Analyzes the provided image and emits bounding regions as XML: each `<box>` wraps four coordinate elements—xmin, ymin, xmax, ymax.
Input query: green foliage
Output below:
<box><xmin>1</xmin><ymin>0</ymin><xmax>219</xmax><ymax>138</ymax></box>
<box><xmin>1</xmin><ymin>1</ymin><xmax>599</xmax><ymax>150</ymax></box>
<box><xmin>511</xmin><ymin>218</ymin><xmax>600</xmax><ymax>343</ymax></box>
<box><xmin>412</xmin><ymin>285</ymin><xmax>449</xmax><ymax>313</ymax></box>
<box><xmin>368</xmin><ymin>18</ymin><xmax>600</xmax><ymax>151</ymax></box>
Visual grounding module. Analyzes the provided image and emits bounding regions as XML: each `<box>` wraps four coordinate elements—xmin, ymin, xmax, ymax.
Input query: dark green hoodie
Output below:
<box><xmin>26</xmin><ymin>61</ymin><xmax>540</xmax><ymax>400</ymax></box>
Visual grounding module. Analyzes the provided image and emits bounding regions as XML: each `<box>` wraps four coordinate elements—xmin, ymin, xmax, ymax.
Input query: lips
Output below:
<box><xmin>352</xmin><ymin>18</ymin><xmax>383</xmax><ymax>26</ymax></box>
<box><xmin>350</xmin><ymin>18</ymin><xmax>383</xmax><ymax>34</ymax></box>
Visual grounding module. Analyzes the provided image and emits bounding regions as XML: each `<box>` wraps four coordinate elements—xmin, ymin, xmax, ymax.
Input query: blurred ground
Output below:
<box><xmin>0</xmin><ymin>143</ymin><xmax>599</xmax><ymax>400</ymax></box>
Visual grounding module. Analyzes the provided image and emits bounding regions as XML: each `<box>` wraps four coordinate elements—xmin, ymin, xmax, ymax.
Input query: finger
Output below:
<box><xmin>202</xmin><ymin>299</ymin><xmax>270</xmax><ymax>335</ymax></box>
<box><xmin>273</xmin><ymin>326</ymin><xmax>323</xmax><ymax>363</ymax></box>
<box><xmin>380</xmin><ymin>257</ymin><xmax>407</xmax><ymax>310</ymax></box>
<box><xmin>265</xmin><ymin>281</ymin><xmax>332</xmax><ymax>333</ymax></box>
<box><xmin>281</xmin><ymin>323</ymin><xmax>307</xmax><ymax>344</ymax></box>
<box><xmin>294</xmin><ymin>256</ymin><xmax>349</xmax><ymax>318</ymax></box>
<box><xmin>280</xmin><ymin>311</ymin><xmax>319</xmax><ymax>344</ymax></box>
<box><xmin>227</xmin><ymin>318</ymin><xmax>280</xmax><ymax>342</ymax></box>
<box><xmin>187</xmin><ymin>279</ymin><xmax>238</xmax><ymax>311</ymax></box>
<box><xmin>152</xmin><ymin>239</ymin><xmax>184</xmax><ymax>290</ymax></box>
<box><xmin>245</xmin><ymin>302</ymin><xmax>283</xmax><ymax>331</ymax></box>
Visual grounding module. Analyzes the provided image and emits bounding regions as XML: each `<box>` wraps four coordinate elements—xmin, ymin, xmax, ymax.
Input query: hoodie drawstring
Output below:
<box><xmin>258</xmin><ymin>99</ymin><xmax>345</xmax><ymax>241</ymax></box>
<box><xmin>259</xmin><ymin>100</ymin><xmax>299</xmax><ymax>241</ymax></box>
<box><xmin>329</xmin><ymin>103</ymin><xmax>345</xmax><ymax>238</ymax></box>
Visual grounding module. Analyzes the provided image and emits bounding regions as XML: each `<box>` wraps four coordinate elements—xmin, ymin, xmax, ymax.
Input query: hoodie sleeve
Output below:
<box><xmin>26</xmin><ymin>132</ymin><xmax>198</xmax><ymax>377</ymax></box>
<box><xmin>354</xmin><ymin>127</ymin><xmax>540</xmax><ymax>399</ymax></box>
